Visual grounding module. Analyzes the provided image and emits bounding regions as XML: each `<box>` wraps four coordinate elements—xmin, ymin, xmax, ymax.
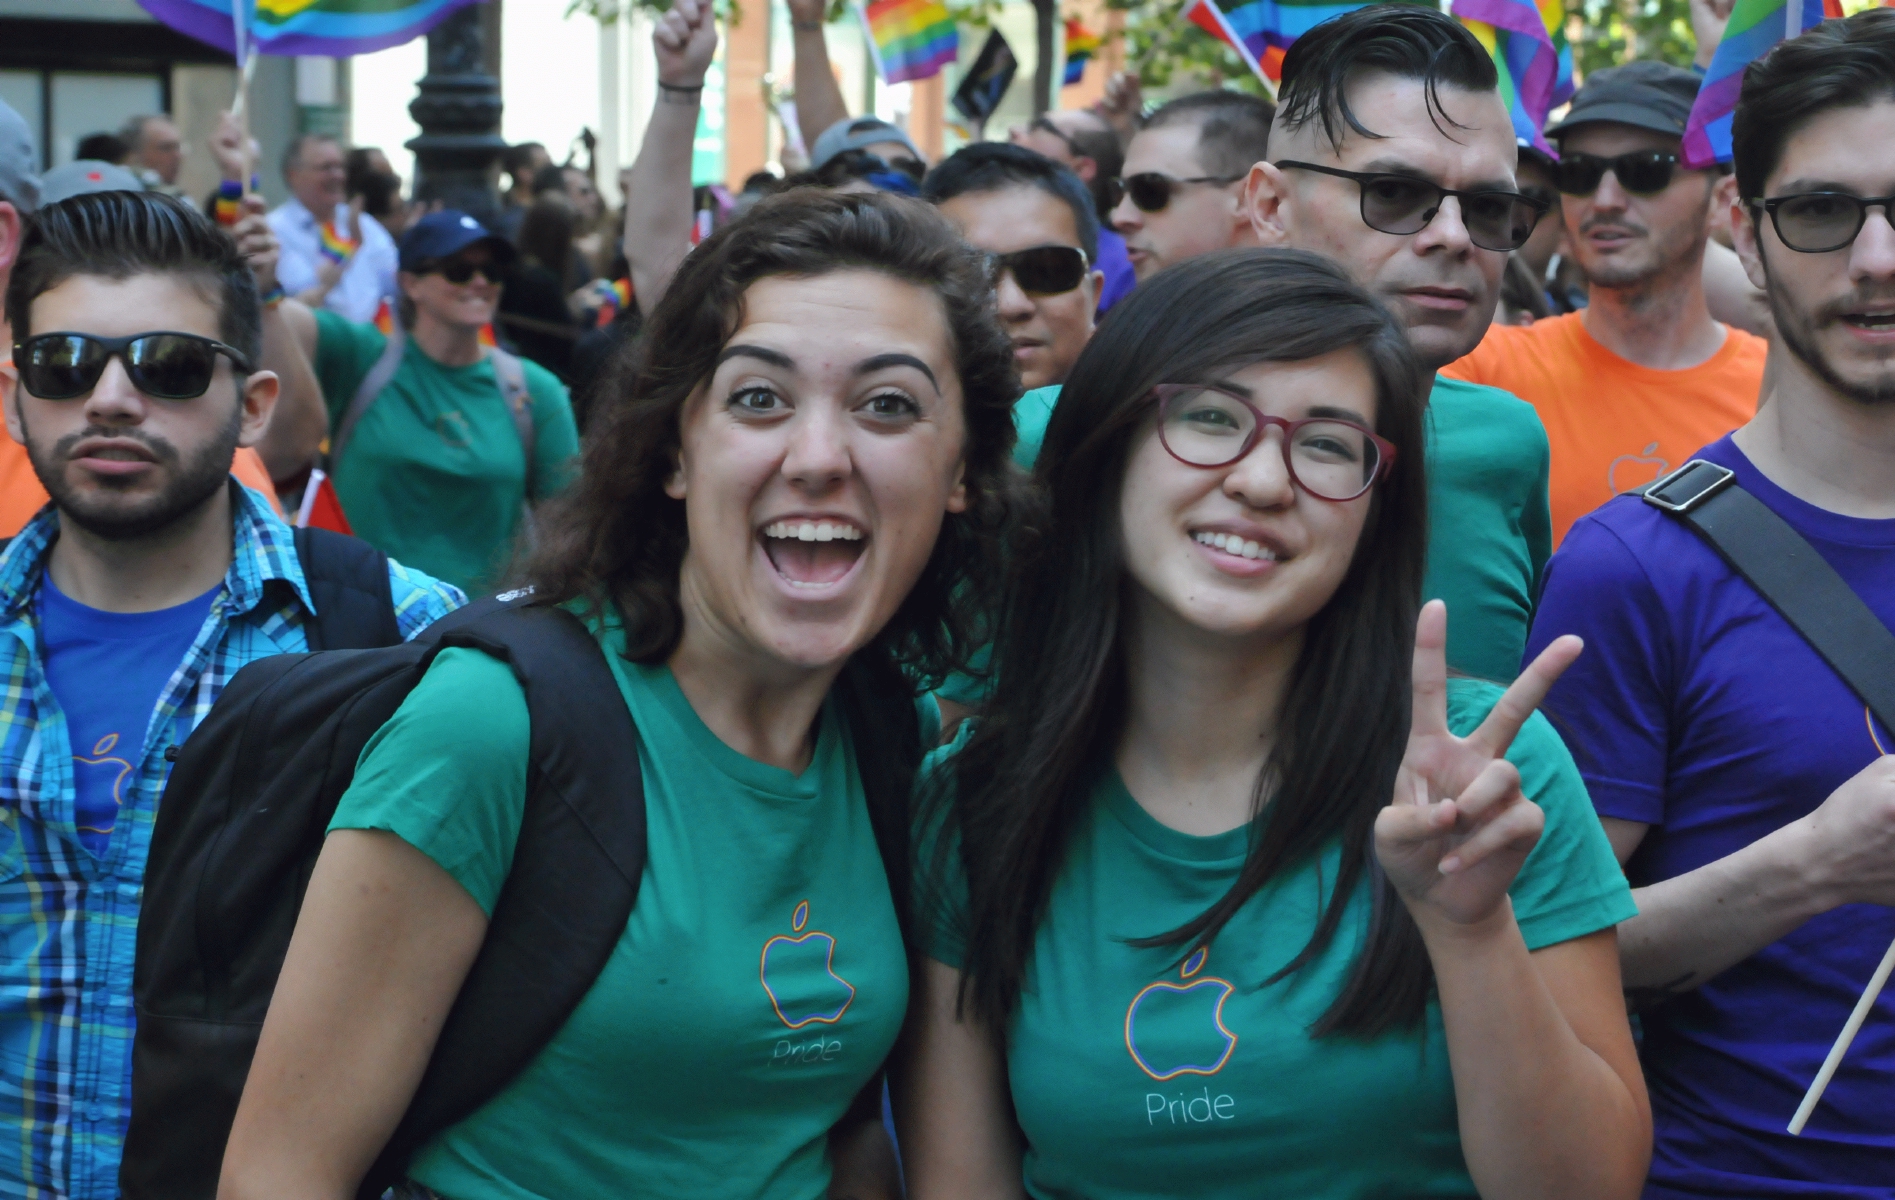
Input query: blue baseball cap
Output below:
<box><xmin>397</xmin><ymin>209</ymin><xmax>514</xmax><ymax>272</ymax></box>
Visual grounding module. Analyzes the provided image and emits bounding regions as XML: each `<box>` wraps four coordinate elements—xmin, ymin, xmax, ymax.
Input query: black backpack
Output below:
<box><xmin>121</xmin><ymin>588</ymin><xmax>921</xmax><ymax>1200</ymax></box>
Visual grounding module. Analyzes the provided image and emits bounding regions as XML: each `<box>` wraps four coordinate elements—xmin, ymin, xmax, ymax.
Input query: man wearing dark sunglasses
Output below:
<box><xmin>924</xmin><ymin>145</ymin><xmax>1103</xmax><ymax>393</ymax></box>
<box><xmin>1008</xmin><ymin>110</ymin><xmax>1137</xmax><ymax>313</ymax></box>
<box><xmin>287</xmin><ymin>208</ymin><xmax>580</xmax><ymax>593</ymax></box>
<box><xmin>1444</xmin><ymin>60</ymin><xmax>1765</xmax><ymax>545</ymax></box>
<box><xmin>1527</xmin><ymin>12</ymin><xmax>1895</xmax><ymax>1196</ymax></box>
<box><xmin>1109</xmin><ymin>90</ymin><xmax>1272</xmax><ymax>282</ymax></box>
<box><xmin>1242</xmin><ymin>5</ymin><xmax>1555</xmax><ymax>683</ymax></box>
<box><xmin>0</xmin><ymin>189</ymin><xmax>462</xmax><ymax>1200</ymax></box>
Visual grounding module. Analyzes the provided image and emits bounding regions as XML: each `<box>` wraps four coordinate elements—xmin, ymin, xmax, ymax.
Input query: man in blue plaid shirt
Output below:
<box><xmin>0</xmin><ymin>184</ymin><xmax>462</xmax><ymax>1197</ymax></box>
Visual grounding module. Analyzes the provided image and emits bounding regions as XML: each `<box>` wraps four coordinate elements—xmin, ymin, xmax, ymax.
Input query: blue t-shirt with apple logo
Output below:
<box><xmin>328</xmin><ymin>611</ymin><xmax>914</xmax><ymax>1200</ymax></box>
<box><xmin>39</xmin><ymin>577</ymin><xmax>219</xmax><ymax>858</ymax></box>
<box><xmin>916</xmin><ymin>679</ymin><xmax>1634</xmax><ymax>1199</ymax></box>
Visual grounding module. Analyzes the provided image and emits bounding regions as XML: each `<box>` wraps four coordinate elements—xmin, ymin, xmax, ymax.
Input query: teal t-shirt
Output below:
<box><xmin>1004</xmin><ymin>379</ymin><xmax>1553</xmax><ymax>682</ymax></box>
<box><xmin>329</xmin><ymin>629</ymin><xmax>910</xmax><ymax>1200</ymax></box>
<box><xmin>917</xmin><ymin>679</ymin><xmax>1635</xmax><ymax>1200</ymax></box>
<box><xmin>313</xmin><ymin>310</ymin><xmax>581</xmax><ymax>594</ymax></box>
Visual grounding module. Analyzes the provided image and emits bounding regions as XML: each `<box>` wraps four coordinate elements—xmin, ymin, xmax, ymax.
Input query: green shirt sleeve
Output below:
<box><xmin>520</xmin><ymin>358</ymin><xmax>581</xmax><ymax>501</ymax></box>
<box><xmin>329</xmin><ymin>647</ymin><xmax>530</xmax><ymax>916</ymax></box>
<box><xmin>1446</xmin><ymin>679</ymin><xmax>1638</xmax><ymax>950</ymax></box>
<box><xmin>311</xmin><ymin>307</ymin><xmax>390</xmax><ymax>429</ymax></box>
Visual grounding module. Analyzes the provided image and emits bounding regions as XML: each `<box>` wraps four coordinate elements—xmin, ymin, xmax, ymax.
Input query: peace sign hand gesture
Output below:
<box><xmin>1374</xmin><ymin>601</ymin><xmax>1584</xmax><ymax>932</ymax></box>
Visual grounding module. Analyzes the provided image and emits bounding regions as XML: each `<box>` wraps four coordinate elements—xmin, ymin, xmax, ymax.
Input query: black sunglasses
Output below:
<box><xmin>1108</xmin><ymin>171</ymin><xmax>1247</xmax><ymax>214</ymax></box>
<box><xmin>1274</xmin><ymin>161</ymin><xmax>1549</xmax><ymax>253</ymax></box>
<box><xmin>422</xmin><ymin>256</ymin><xmax>501</xmax><ymax>285</ymax></box>
<box><xmin>985</xmin><ymin>245</ymin><xmax>1091</xmax><ymax>295</ymax></box>
<box><xmin>1752</xmin><ymin>192</ymin><xmax>1895</xmax><ymax>254</ymax></box>
<box><xmin>1552</xmin><ymin>150</ymin><xmax>1681</xmax><ymax>197</ymax></box>
<box><xmin>13</xmin><ymin>332</ymin><xmax>252</xmax><ymax>401</ymax></box>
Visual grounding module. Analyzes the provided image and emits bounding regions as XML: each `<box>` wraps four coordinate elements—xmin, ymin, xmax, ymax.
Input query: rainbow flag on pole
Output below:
<box><xmin>1064</xmin><ymin>18</ymin><xmax>1102</xmax><ymax>86</ymax></box>
<box><xmin>1182</xmin><ymin>0</ymin><xmax>1441</xmax><ymax>85</ymax></box>
<box><xmin>1683</xmin><ymin>0</ymin><xmax>1846</xmax><ymax>167</ymax></box>
<box><xmin>1453</xmin><ymin>0</ymin><xmax>1569</xmax><ymax>154</ymax></box>
<box><xmin>137</xmin><ymin>0</ymin><xmax>479</xmax><ymax>57</ymax></box>
<box><xmin>858</xmin><ymin>0</ymin><xmax>959</xmax><ymax>84</ymax></box>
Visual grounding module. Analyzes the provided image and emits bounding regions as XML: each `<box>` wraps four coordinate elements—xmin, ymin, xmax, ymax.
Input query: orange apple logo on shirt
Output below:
<box><xmin>1125</xmin><ymin>947</ymin><xmax>1238</xmax><ymax>1081</ymax></box>
<box><xmin>1608</xmin><ymin>442</ymin><xmax>1670</xmax><ymax>495</ymax></box>
<box><xmin>760</xmin><ymin>900</ymin><xmax>857</xmax><ymax>1029</ymax></box>
<box><xmin>73</xmin><ymin>733</ymin><xmax>133</xmax><ymax>840</ymax></box>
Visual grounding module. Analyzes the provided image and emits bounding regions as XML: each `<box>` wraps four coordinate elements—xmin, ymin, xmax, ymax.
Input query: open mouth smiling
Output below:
<box><xmin>761</xmin><ymin>519</ymin><xmax>869</xmax><ymax>590</ymax></box>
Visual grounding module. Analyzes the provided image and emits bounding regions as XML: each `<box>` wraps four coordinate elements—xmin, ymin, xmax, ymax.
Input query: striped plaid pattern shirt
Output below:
<box><xmin>0</xmin><ymin>484</ymin><xmax>463</xmax><ymax>1199</ymax></box>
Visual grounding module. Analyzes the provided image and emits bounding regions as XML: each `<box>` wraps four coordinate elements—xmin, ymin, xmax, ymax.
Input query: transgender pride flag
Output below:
<box><xmin>1683</xmin><ymin>0</ymin><xmax>1844</xmax><ymax>167</ymax></box>
<box><xmin>138</xmin><ymin>0</ymin><xmax>478</xmax><ymax>57</ymax></box>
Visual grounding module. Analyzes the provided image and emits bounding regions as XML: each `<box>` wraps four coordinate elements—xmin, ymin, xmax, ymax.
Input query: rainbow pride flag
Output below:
<box><xmin>317</xmin><ymin>219</ymin><xmax>358</xmax><ymax>265</ymax></box>
<box><xmin>1454</xmin><ymin>0</ymin><xmax>1569</xmax><ymax>154</ymax></box>
<box><xmin>1064</xmin><ymin>18</ymin><xmax>1102</xmax><ymax>86</ymax></box>
<box><xmin>859</xmin><ymin>0</ymin><xmax>959</xmax><ymax>85</ymax></box>
<box><xmin>1683</xmin><ymin>0</ymin><xmax>1851</xmax><ymax>167</ymax></box>
<box><xmin>1182</xmin><ymin>0</ymin><xmax>1434</xmax><ymax>85</ymax></box>
<box><xmin>136</xmin><ymin>0</ymin><xmax>478</xmax><ymax>58</ymax></box>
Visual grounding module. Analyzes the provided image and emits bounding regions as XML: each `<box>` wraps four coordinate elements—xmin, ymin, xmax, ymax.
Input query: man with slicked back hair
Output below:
<box><xmin>1245</xmin><ymin>2</ymin><xmax>1556</xmax><ymax>681</ymax></box>
<box><xmin>1109</xmin><ymin>90</ymin><xmax>1272</xmax><ymax>281</ymax></box>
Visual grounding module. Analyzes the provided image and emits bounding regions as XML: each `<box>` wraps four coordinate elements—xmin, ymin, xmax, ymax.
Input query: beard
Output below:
<box><xmin>23</xmin><ymin>406</ymin><xmax>243</xmax><ymax>542</ymax></box>
<box><xmin>1769</xmin><ymin>277</ymin><xmax>1895</xmax><ymax>408</ymax></box>
<box><xmin>1576</xmin><ymin>205</ymin><xmax>1711</xmax><ymax>293</ymax></box>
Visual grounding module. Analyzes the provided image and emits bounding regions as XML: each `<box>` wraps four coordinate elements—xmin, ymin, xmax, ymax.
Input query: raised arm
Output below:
<box><xmin>218</xmin><ymin>830</ymin><xmax>488</xmax><ymax>1200</ymax></box>
<box><xmin>229</xmin><ymin>199</ymin><xmax>328</xmax><ymax>479</ymax></box>
<box><xmin>788</xmin><ymin>0</ymin><xmax>851</xmax><ymax>155</ymax></box>
<box><xmin>623</xmin><ymin>0</ymin><xmax>718</xmax><ymax>311</ymax></box>
<box><xmin>1375</xmin><ymin>602</ymin><xmax>1651</xmax><ymax>1200</ymax></box>
<box><xmin>891</xmin><ymin>958</ymin><xmax>1028</xmax><ymax>1200</ymax></box>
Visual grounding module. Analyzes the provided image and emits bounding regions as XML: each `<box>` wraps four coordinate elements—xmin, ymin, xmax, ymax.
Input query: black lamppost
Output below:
<box><xmin>407</xmin><ymin>4</ymin><xmax>506</xmax><ymax>226</ymax></box>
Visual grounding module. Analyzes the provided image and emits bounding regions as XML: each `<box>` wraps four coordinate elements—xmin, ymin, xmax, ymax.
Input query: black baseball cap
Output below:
<box><xmin>398</xmin><ymin>209</ymin><xmax>515</xmax><ymax>271</ymax></box>
<box><xmin>1545</xmin><ymin>61</ymin><xmax>1702</xmax><ymax>139</ymax></box>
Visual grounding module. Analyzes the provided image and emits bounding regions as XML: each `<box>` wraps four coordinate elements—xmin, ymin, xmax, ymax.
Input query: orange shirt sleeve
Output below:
<box><xmin>0</xmin><ymin>439</ymin><xmax>284</xmax><ymax>539</ymax></box>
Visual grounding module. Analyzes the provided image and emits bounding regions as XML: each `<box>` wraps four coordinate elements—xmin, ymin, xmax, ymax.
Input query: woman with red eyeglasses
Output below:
<box><xmin>895</xmin><ymin>247</ymin><xmax>1651</xmax><ymax>1200</ymax></box>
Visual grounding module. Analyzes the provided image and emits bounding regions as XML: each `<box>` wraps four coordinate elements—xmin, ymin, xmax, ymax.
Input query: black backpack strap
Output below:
<box><xmin>292</xmin><ymin>526</ymin><xmax>401</xmax><ymax>651</ymax></box>
<box><xmin>1645</xmin><ymin>459</ymin><xmax>1895</xmax><ymax>732</ymax></box>
<box><xmin>361</xmin><ymin>603</ymin><xmax>646</xmax><ymax>1198</ymax></box>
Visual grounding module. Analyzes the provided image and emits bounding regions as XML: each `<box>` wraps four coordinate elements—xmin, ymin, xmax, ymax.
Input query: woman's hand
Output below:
<box><xmin>654</xmin><ymin>0</ymin><xmax>719</xmax><ymax>90</ymax></box>
<box><xmin>1375</xmin><ymin>600</ymin><xmax>1583</xmax><ymax>931</ymax></box>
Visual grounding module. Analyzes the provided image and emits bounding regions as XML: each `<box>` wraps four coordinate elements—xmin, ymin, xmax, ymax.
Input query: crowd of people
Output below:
<box><xmin>0</xmin><ymin>1</ymin><xmax>1890</xmax><ymax>1197</ymax></box>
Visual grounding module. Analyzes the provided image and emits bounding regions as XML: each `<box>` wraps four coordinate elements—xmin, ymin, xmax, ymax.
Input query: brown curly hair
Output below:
<box><xmin>520</xmin><ymin>187</ymin><xmax>1021</xmax><ymax>687</ymax></box>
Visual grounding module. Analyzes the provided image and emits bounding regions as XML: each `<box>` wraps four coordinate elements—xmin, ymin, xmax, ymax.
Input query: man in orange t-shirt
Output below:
<box><xmin>1442</xmin><ymin>62</ymin><xmax>1765</xmax><ymax>544</ymax></box>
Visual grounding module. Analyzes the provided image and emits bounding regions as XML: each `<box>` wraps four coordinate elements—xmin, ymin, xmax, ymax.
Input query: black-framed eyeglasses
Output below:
<box><xmin>1274</xmin><ymin>161</ymin><xmax>1548</xmax><ymax>252</ymax></box>
<box><xmin>1751</xmin><ymin>192</ymin><xmax>1895</xmax><ymax>254</ymax></box>
<box><xmin>1027</xmin><ymin>115</ymin><xmax>1087</xmax><ymax>161</ymax></box>
<box><xmin>1552</xmin><ymin>150</ymin><xmax>1682</xmax><ymax>197</ymax></box>
<box><xmin>12</xmin><ymin>332</ymin><xmax>252</xmax><ymax>401</ymax></box>
<box><xmin>421</xmin><ymin>256</ymin><xmax>500</xmax><ymax>286</ymax></box>
<box><xmin>1108</xmin><ymin>171</ymin><xmax>1248</xmax><ymax>214</ymax></box>
<box><xmin>1153</xmin><ymin>384</ymin><xmax>1396</xmax><ymax>502</ymax></box>
<box><xmin>984</xmin><ymin>244</ymin><xmax>1091</xmax><ymax>295</ymax></box>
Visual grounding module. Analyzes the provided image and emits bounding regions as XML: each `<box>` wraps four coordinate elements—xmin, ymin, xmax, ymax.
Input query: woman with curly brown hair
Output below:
<box><xmin>218</xmin><ymin>189</ymin><xmax>1019</xmax><ymax>1200</ymax></box>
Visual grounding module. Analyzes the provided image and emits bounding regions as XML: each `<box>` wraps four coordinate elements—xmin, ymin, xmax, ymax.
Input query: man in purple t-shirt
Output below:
<box><xmin>1525</xmin><ymin>12</ymin><xmax>1895</xmax><ymax>1196</ymax></box>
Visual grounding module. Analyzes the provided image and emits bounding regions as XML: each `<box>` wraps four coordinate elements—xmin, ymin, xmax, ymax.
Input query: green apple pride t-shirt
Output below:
<box><xmin>329</xmin><ymin>626</ymin><xmax>909</xmax><ymax>1199</ymax></box>
<box><xmin>313</xmin><ymin>310</ymin><xmax>581</xmax><ymax>594</ymax></box>
<box><xmin>1004</xmin><ymin>379</ymin><xmax>1552</xmax><ymax>684</ymax></box>
<box><xmin>917</xmin><ymin>679</ymin><xmax>1635</xmax><ymax>1200</ymax></box>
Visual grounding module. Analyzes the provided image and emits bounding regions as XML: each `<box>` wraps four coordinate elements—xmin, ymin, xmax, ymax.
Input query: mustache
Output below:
<box><xmin>1580</xmin><ymin>215</ymin><xmax>1648</xmax><ymax>238</ymax></box>
<box><xmin>1814</xmin><ymin>285</ymin><xmax>1895</xmax><ymax>325</ymax></box>
<box><xmin>52</xmin><ymin>425</ymin><xmax>179</xmax><ymax>467</ymax></box>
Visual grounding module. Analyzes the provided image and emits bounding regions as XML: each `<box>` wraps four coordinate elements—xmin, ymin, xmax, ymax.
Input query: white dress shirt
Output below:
<box><xmin>267</xmin><ymin>197</ymin><xmax>399</xmax><ymax>325</ymax></box>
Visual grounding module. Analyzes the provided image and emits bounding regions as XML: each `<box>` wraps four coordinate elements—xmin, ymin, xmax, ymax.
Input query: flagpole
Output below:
<box><xmin>231</xmin><ymin>0</ymin><xmax>254</xmax><ymax>200</ymax></box>
<box><xmin>1789</xmin><ymin>929</ymin><xmax>1895</xmax><ymax>1135</ymax></box>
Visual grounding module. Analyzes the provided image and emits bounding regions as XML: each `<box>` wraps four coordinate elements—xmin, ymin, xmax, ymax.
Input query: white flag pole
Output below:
<box><xmin>1789</xmin><ymin>929</ymin><xmax>1895</xmax><ymax>1135</ymax></box>
<box><xmin>231</xmin><ymin>0</ymin><xmax>255</xmax><ymax>198</ymax></box>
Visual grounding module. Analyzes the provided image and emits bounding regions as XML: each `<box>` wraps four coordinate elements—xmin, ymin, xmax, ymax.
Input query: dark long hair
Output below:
<box><xmin>939</xmin><ymin>247</ymin><xmax>1433</xmax><ymax>1038</ymax></box>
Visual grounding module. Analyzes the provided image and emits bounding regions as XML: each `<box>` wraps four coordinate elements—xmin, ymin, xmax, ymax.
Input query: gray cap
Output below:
<box><xmin>38</xmin><ymin>159</ymin><xmax>145</xmax><ymax>205</ymax></box>
<box><xmin>0</xmin><ymin>98</ymin><xmax>39</xmax><ymax>214</ymax></box>
<box><xmin>809</xmin><ymin>116</ymin><xmax>923</xmax><ymax>170</ymax></box>
<box><xmin>1545</xmin><ymin>60</ymin><xmax>1702</xmax><ymax>140</ymax></box>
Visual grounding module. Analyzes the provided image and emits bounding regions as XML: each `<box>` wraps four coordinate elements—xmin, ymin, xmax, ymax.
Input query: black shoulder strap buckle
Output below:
<box><xmin>1643</xmin><ymin>459</ymin><xmax>1736</xmax><ymax>515</ymax></box>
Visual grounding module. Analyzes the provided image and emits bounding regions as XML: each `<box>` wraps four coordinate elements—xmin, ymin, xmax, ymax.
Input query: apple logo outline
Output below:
<box><xmin>1124</xmin><ymin>946</ymin><xmax>1239</xmax><ymax>1082</ymax></box>
<box><xmin>759</xmin><ymin>899</ymin><xmax>858</xmax><ymax>1030</ymax></box>
<box><xmin>73</xmin><ymin>732</ymin><xmax>133</xmax><ymax>840</ymax></box>
<box><xmin>1607</xmin><ymin>441</ymin><xmax>1670</xmax><ymax>496</ymax></box>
